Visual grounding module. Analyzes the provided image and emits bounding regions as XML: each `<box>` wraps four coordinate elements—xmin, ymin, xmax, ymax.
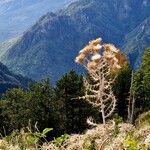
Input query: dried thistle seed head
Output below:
<box><xmin>74</xmin><ymin>38</ymin><xmax>126</xmax><ymax>124</ymax></box>
<box><xmin>103</xmin><ymin>51</ymin><xmax>115</xmax><ymax>59</ymax></box>
<box><xmin>92</xmin><ymin>44</ymin><xmax>102</xmax><ymax>53</ymax></box>
<box><xmin>75</xmin><ymin>57</ymin><xmax>83</xmax><ymax>64</ymax></box>
<box><xmin>103</xmin><ymin>48</ymin><xmax>123</xmax><ymax>71</ymax></box>
<box><xmin>75</xmin><ymin>54</ymin><xmax>86</xmax><ymax>64</ymax></box>
<box><xmin>75</xmin><ymin>37</ymin><xmax>127</xmax><ymax>73</ymax></box>
<box><xmin>79</xmin><ymin>46</ymin><xmax>91</xmax><ymax>55</ymax></box>
<box><xmin>113</xmin><ymin>57</ymin><xmax>119</xmax><ymax>63</ymax></box>
<box><xmin>107</xmin><ymin>59</ymin><xmax>115</xmax><ymax>67</ymax></box>
<box><xmin>96</xmin><ymin>44</ymin><xmax>102</xmax><ymax>49</ymax></box>
<box><xmin>111</xmin><ymin>64</ymin><xmax>122</xmax><ymax>72</ymax></box>
<box><xmin>91</xmin><ymin>54</ymin><xmax>101</xmax><ymax>61</ymax></box>
<box><xmin>89</xmin><ymin>38</ymin><xmax>102</xmax><ymax>46</ymax></box>
<box><xmin>115</xmin><ymin>64</ymin><xmax>121</xmax><ymax>69</ymax></box>
<box><xmin>103</xmin><ymin>44</ymin><xmax>111</xmax><ymax>51</ymax></box>
<box><xmin>104</xmin><ymin>44</ymin><xmax>119</xmax><ymax>53</ymax></box>
<box><xmin>79</xmin><ymin>48</ymin><xmax>85</xmax><ymax>54</ymax></box>
<box><xmin>109</xmin><ymin>45</ymin><xmax>119</xmax><ymax>53</ymax></box>
<box><xmin>87</xmin><ymin>61</ymin><xmax>98</xmax><ymax>69</ymax></box>
<box><xmin>115</xmin><ymin>52</ymin><xmax>127</xmax><ymax>66</ymax></box>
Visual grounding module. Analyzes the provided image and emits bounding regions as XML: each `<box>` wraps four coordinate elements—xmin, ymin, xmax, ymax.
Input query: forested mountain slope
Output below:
<box><xmin>0</xmin><ymin>62</ymin><xmax>31</xmax><ymax>94</ymax></box>
<box><xmin>0</xmin><ymin>0</ymin><xmax>149</xmax><ymax>82</ymax></box>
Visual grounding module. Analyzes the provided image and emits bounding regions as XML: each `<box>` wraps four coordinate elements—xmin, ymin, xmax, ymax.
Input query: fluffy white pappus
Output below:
<box><xmin>91</xmin><ymin>54</ymin><xmax>101</xmax><ymax>61</ymax></box>
<box><xmin>94</xmin><ymin>44</ymin><xmax>102</xmax><ymax>50</ymax></box>
<box><xmin>79</xmin><ymin>49</ymin><xmax>85</xmax><ymax>54</ymax></box>
<box><xmin>89</xmin><ymin>38</ymin><xmax>102</xmax><ymax>47</ymax></box>
<box><xmin>97</xmin><ymin>37</ymin><xmax>102</xmax><ymax>42</ymax></box>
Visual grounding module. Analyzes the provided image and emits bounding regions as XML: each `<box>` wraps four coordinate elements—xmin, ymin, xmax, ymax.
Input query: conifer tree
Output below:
<box><xmin>54</xmin><ymin>70</ymin><xmax>99</xmax><ymax>133</ymax></box>
<box><xmin>133</xmin><ymin>48</ymin><xmax>150</xmax><ymax>117</ymax></box>
<box><xmin>0</xmin><ymin>79</ymin><xmax>55</xmax><ymax>134</ymax></box>
<box><xmin>113</xmin><ymin>63</ymin><xmax>132</xmax><ymax>120</ymax></box>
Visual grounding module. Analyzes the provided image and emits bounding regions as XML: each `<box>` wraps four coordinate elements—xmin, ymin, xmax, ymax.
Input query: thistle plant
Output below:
<box><xmin>75</xmin><ymin>38</ymin><xmax>127</xmax><ymax>124</ymax></box>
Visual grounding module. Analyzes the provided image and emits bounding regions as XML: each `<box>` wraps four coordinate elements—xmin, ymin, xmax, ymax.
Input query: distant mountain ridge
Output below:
<box><xmin>0</xmin><ymin>0</ymin><xmax>75</xmax><ymax>42</ymax></box>
<box><xmin>0</xmin><ymin>0</ymin><xmax>150</xmax><ymax>83</ymax></box>
<box><xmin>0</xmin><ymin>37</ymin><xmax>19</xmax><ymax>60</ymax></box>
<box><xmin>0</xmin><ymin>62</ymin><xmax>32</xmax><ymax>94</ymax></box>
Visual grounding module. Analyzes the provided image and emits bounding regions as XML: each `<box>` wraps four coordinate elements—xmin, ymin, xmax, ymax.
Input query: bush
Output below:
<box><xmin>4</xmin><ymin>127</ymin><xmax>52</xmax><ymax>149</ymax></box>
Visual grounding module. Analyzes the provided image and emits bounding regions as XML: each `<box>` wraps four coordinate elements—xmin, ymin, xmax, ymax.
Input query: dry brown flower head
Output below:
<box><xmin>75</xmin><ymin>38</ymin><xmax>127</xmax><ymax>72</ymax></box>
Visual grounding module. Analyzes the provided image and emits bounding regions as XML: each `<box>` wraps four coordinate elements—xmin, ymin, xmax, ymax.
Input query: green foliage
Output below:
<box><xmin>54</xmin><ymin>70</ymin><xmax>99</xmax><ymax>133</ymax></box>
<box><xmin>123</xmin><ymin>135</ymin><xmax>138</xmax><ymax>150</ymax></box>
<box><xmin>83</xmin><ymin>138</ymin><xmax>95</xmax><ymax>150</ymax></box>
<box><xmin>141</xmin><ymin>47</ymin><xmax>150</xmax><ymax>72</ymax></box>
<box><xmin>0</xmin><ymin>79</ymin><xmax>56</xmax><ymax>134</ymax></box>
<box><xmin>133</xmin><ymin>48</ymin><xmax>150</xmax><ymax>117</ymax></box>
<box><xmin>113</xmin><ymin>63</ymin><xmax>132</xmax><ymax>119</ymax></box>
<box><xmin>53</xmin><ymin>133</ymin><xmax>69</xmax><ymax>147</ymax></box>
<box><xmin>4</xmin><ymin>127</ymin><xmax>52</xmax><ymax>148</ymax></box>
<box><xmin>42</xmin><ymin>128</ymin><xmax>53</xmax><ymax>136</ymax></box>
<box><xmin>113</xmin><ymin>113</ymin><xmax>123</xmax><ymax>125</ymax></box>
<box><xmin>0</xmin><ymin>70</ymin><xmax>99</xmax><ymax>139</ymax></box>
<box><xmin>112</xmin><ymin>114</ymin><xmax>123</xmax><ymax>137</ymax></box>
<box><xmin>0</xmin><ymin>88</ymin><xmax>31</xmax><ymax>133</ymax></box>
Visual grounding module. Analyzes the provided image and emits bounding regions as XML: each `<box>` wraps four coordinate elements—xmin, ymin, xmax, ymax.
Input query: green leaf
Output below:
<box><xmin>42</xmin><ymin>128</ymin><xmax>53</xmax><ymax>135</ymax></box>
<box><xmin>26</xmin><ymin>135</ymin><xmax>36</xmax><ymax>145</ymax></box>
<box><xmin>34</xmin><ymin>132</ymin><xmax>41</xmax><ymax>137</ymax></box>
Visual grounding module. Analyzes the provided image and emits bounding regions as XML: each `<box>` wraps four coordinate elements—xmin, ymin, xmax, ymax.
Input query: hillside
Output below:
<box><xmin>0</xmin><ymin>0</ymin><xmax>75</xmax><ymax>42</ymax></box>
<box><xmin>0</xmin><ymin>37</ymin><xmax>19</xmax><ymax>60</ymax></box>
<box><xmin>0</xmin><ymin>62</ymin><xmax>31</xmax><ymax>94</ymax></box>
<box><xmin>122</xmin><ymin>17</ymin><xmax>150</xmax><ymax>69</ymax></box>
<box><xmin>0</xmin><ymin>0</ymin><xmax>150</xmax><ymax>83</ymax></box>
<box><xmin>1</xmin><ymin>115</ymin><xmax>150</xmax><ymax>149</ymax></box>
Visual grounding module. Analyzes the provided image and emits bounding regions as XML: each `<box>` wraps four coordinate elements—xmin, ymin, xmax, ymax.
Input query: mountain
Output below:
<box><xmin>122</xmin><ymin>17</ymin><xmax>150</xmax><ymax>69</ymax></box>
<box><xmin>0</xmin><ymin>37</ymin><xmax>19</xmax><ymax>60</ymax></box>
<box><xmin>0</xmin><ymin>0</ymin><xmax>75</xmax><ymax>42</ymax></box>
<box><xmin>0</xmin><ymin>0</ymin><xmax>150</xmax><ymax>83</ymax></box>
<box><xmin>0</xmin><ymin>62</ymin><xmax>32</xmax><ymax>94</ymax></box>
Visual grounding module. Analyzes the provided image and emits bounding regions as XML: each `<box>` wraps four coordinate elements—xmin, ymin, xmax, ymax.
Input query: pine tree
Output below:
<box><xmin>133</xmin><ymin>48</ymin><xmax>150</xmax><ymax>117</ymax></box>
<box><xmin>113</xmin><ymin>64</ymin><xmax>132</xmax><ymax>120</ymax></box>
<box><xmin>0</xmin><ymin>79</ymin><xmax>55</xmax><ymax>134</ymax></box>
<box><xmin>54</xmin><ymin>70</ymin><xmax>99</xmax><ymax>133</ymax></box>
